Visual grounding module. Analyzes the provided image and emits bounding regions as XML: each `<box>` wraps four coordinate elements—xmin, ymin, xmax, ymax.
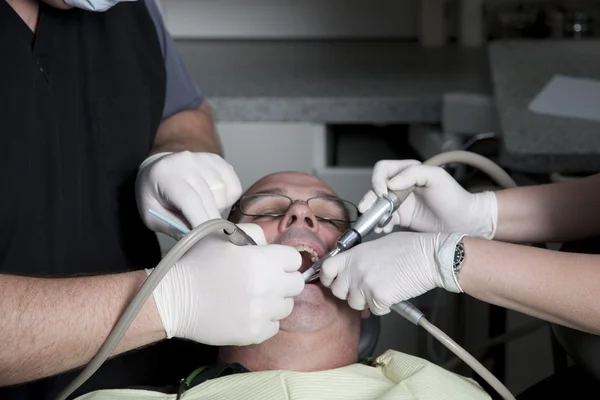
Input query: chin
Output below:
<box><xmin>280</xmin><ymin>284</ymin><xmax>339</xmax><ymax>332</ymax></box>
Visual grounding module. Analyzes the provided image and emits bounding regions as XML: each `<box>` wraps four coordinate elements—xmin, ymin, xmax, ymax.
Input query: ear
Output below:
<box><xmin>360</xmin><ymin>309</ymin><xmax>371</xmax><ymax>319</ymax></box>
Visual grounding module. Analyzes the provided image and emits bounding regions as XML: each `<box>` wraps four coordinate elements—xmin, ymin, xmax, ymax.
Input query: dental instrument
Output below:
<box><xmin>148</xmin><ymin>209</ymin><xmax>191</xmax><ymax>235</ymax></box>
<box><xmin>58</xmin><ymin>150</ymin><xmax>518</xmax><ymax>400</ymax></box>
<box><xmin>302</xmin><ymin>190</ymin><xmax>407</xmax><ymax>282</ymax></box>
<box><xmin>147</xmin><ymin>209</ymin><xmax>258</xmax><ymax>247</ymax></box>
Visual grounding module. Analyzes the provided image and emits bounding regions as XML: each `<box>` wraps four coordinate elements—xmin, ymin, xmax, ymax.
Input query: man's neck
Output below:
<box><xmin>7</xmin><ymin>0</ymin><xmax>40</xmax><ymax>32</ymax></box>
<box><xmin>218</xmin><ymin>320</ymin><xmax>361</xmax><ymax>372</ymax></box>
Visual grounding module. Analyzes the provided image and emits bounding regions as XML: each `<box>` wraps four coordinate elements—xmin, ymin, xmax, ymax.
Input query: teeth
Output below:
<box><xmin>295</xmin><ymin>245</ymin><xmax>320</xmax><ymax>262</ymax></box>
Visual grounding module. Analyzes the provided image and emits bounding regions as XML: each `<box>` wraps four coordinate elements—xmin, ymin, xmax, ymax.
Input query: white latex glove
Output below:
<box><xmin>360</xmin><ymin>160</ymin><xmax>498</xmax><ymax>239</ymax></box>
<box><xmin>148</xmin><ymin>223</ymin><xmax>304</xmax><ymax>346</ymax></box>
<box><xmin>320</xmin><ymin>231</ymin><xmax>465</xmax><ymax>316</ymax></box>
<box><xmin>136</xmin><ymin>151</ymin><xmax>242</xmax><ymax>240</ymax></box>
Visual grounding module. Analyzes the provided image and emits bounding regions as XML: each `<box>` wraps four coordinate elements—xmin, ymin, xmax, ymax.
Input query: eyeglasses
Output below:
<box><xmin>231</xmin><ymin>193</ymin><xmax>359</xmax><ymax>226</ymax></box>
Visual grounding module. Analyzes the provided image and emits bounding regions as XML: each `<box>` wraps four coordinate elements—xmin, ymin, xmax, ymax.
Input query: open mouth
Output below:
<box><xmin>294</xmin><ymin>245</ymin><xmax>321</xmax><ymax>283</ymax></box>
<box><xmin>294</xmin><ymin>245</ymin><xmax>320</xmax><ymax>263</ymax></box>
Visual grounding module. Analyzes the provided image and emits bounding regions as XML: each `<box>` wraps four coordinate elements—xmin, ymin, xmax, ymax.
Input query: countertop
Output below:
<box><xmin>489</xmin><ymin>39</ymin><xmax>600</xmax><ymax>173</ymax></box>
<box><xmin>176</xmin><ymin>39</ymin><xmax>600</xmax><ymax>173</ymax></box>
<box><xmin>175</xmin><ymin>40</ymin><xmax>491</xmax><ymax>124</ymax></box>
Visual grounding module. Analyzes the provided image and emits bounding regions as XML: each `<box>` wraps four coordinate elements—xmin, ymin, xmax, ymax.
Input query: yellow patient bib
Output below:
<box><xmin>75</xmin><ymin>350</ymin><xmax>491</xmax><ymax>400</ymax></box>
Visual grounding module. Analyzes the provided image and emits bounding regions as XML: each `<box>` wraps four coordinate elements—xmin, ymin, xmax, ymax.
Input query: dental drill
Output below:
<box><xmin>58</xmin><ymin>150</ymin><xmax>518</xmax><ymax>400</ymax></box>
<box><xmin>303</xmin><ymin>150</ymin><xmax>518</xmax><ymax>400</ymax></box>
<box><xmin>302</xmin><ymin>189</ymin><xmax>408</xmax><ymax>283</ymax></box>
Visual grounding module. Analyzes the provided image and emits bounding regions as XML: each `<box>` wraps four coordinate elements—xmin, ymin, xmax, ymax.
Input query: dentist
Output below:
<box><xmin>0</xmin><ymin>1</ymin><xmax>303</xmax><ymax>399</ymax></box>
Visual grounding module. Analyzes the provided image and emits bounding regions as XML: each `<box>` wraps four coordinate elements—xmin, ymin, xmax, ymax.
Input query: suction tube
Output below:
<box><xmin>393</xmin><ymin>302</ymin><xmax>516</xmax><ymax>400</ymax></box>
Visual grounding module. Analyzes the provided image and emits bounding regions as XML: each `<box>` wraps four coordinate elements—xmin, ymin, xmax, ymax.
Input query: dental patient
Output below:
<box><xmin>75</xmin><ymin>172</ymin><xmax>491</xmax><ymax>400</ymax></box>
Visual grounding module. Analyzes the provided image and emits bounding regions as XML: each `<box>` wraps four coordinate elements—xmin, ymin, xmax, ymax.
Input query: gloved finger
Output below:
<box><xmin>235</xmin><ymin>223</ymin><xmax>268</xmax><ymax>245</ymax></box>
<box><xmin>320</xmin><ymin>254</ymin><xmax>348</xmax><ymax>287</ymax></box>
<box><xmin>190</xmin><ymin>154</ymin><xmax>228</xmax><ymax>205</ymax></box>
<box><xmin>268</xmin><ymin>245</ymin><xmax>303</xmax><ymax>273</ymax></box>
<box><xmin>366</xmin><ymin>295</ymin><xmax>391</xmax><ymax>316</ymax></box>
<box><xmin>386</xmin><ymin>164</ymin><xmax>441</xmax><ymax>192</ymax></box>
<box><xmin>396</xmin><ymin>193</ymin><xmax>417</xmax><ymax>228</ymax></box>
<box><xmin>371</xmin><ymin>160</ymin><xmax>422</xmax><ymax>196</ymax></box>
<box><xmin>181</xmin><ymin>177</ymin><xmax>223</xmax><ymax>226</ymax></box>
<box><xmin>215</xmin><ymin>165</ymin><xmax>243</xmax><ymax>210</ymax></box>
<box><xmin>381</xmin><ymin>221</ymin><xmax>394</xmax><ymax>234</ymax></box>
<box><xmin>329</xmin><ymin>273</ymin><xmax>350</xmax><ymax>300</ymax></box>
<box><xmin>347</xmin><ymin>288</ymin><xmax>368</xmax><ymax>311</ymax></box>
<box><xmin>157</xmin><ymin>179</ymin><xmax>219</xmax><ymax>229</ymax></box>
<box><xmin>271</xmin><ymin>297</ymin><xmax>295</xmax><ymax>321</ymax></box>
<box><xmin>357</xmin><ymin>190</ymin><xmax>378</xmax><ymax>214</ymax></box>
<box><xmin>376</xmin><ymin>212</ymin><xmax>400</xmax><ymax>234</ymax></box>
<box><xmin>194</xmin><ymin>154</ymin><xmax>243</xmax><ymax>210</ymax></box>
<box><xmin>255</xmin><ymin>321</ymin><xmax>280</xmax><ymax>344</ymax></box>
<box><xmin>279</xmin><ymin>271</ymin><xmax>305</xmax><ymax>298</ymax></box>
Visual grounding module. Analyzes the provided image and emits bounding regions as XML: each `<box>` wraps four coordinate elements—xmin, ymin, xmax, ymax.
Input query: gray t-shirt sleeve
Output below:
<box><xmin>145</xmin><ymin>0</ymin><xmax>204</xmax><ymax>120</ymax></box>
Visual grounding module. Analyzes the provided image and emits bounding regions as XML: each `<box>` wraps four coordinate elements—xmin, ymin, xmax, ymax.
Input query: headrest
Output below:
<box><xmin>358</xmin><ymin>314</ymin><xmax>380</xmax><ymax>358</ymax></box>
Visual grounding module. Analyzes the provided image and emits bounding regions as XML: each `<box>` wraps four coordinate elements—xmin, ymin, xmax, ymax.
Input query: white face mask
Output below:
<box><xmin>63</xmin><ymin>0</ymin><xmax>137</xmax><ymax>12</ymax></box>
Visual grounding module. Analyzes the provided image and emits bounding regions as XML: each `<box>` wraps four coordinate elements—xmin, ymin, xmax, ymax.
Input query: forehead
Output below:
<box><xmin>245</xmin><ymin>172</ymin><xmax>338</xmax><ymax>198</ymax></box>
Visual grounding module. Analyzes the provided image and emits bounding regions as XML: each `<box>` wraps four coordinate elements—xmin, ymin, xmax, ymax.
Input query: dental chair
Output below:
<box><xmin>358</xmin><ymin>313</ymin><xmax>381</xmax><ymax>358</ymax></box>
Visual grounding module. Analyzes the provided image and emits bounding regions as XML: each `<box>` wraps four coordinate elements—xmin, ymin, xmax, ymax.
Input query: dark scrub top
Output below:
<box><xmin>0</xmin><ymin>2</ymin><xmax>216</xmax><ymax>399</ymax></box>
<box><xmin>143</xmin><ymin>0</ymin><xmax>205</xmax><ymax>120</ymax></box>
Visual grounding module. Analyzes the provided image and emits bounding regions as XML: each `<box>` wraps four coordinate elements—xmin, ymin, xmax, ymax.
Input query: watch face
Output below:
<box><xmin>454</xmin><ymin>242</ymin><xmax>465</xmax><ymax>267</ymax></box>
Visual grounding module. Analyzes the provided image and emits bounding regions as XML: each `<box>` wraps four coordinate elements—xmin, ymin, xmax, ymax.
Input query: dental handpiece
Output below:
<box><xmin>302</xmin><ymin>188</ymin><xmax>413</xmax><ymax>282</ymax></box>
<box><xmin>147</xmin><ymin>210</ymin><xmax>257</xmax><ymax>246</ymax></box>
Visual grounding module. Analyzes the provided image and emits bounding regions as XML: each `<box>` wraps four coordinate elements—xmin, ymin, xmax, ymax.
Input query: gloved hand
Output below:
<box><xmin>360</xmin><ymin>160</ymin><xmax>498</xmax><ymax>239</ymax></box>
<box><xmin>148</xmin><ymin>223</ymin><xmax>304</xmax><ymax>346</ymax></box>
<box><xmin>136</xmin><ymin>151</ymin><xmax>242</xmax><ymax>240</ymax></box>
<box><xmin>320</xmin><ymin>231</ymin><xmax>465</xmax><ymax>315</ymax></box>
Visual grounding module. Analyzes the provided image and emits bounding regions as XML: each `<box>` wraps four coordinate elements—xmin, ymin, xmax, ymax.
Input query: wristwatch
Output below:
<box><xmin>436</xmin><ymin>233</ymin><xmax>467</xmax><ymax>293</ymax></box>
<box><xmin>453</xmin><ymin>238</ymin><xmax>466</xmax><ymax>276</ymax></box>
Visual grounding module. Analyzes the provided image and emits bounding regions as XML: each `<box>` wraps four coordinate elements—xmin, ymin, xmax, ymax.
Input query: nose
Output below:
<box><xmin>279</xmin><ymin>202</ymin><xmax>319</xmax><ymax>231</ymax></box>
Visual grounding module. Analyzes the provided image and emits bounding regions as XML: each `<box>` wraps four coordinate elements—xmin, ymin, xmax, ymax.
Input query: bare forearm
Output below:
<box><xmin>459</xmin><ymin>237</ymin><xmax>600</xmax><ymax>334</ymax></box>
<box><xmin>494</xmin><ymin>173</ymin><xmax>600</xmax><ymax>243</ymax></box>
<box><xmin>0</xmin><ymin>271</ymin><xmax>165</xmax><ymax>386</ymax></box>
<box><xmin>150</xmin><ymin>101</ymin><xmax>223</xmax><ymax>156</ymax></box>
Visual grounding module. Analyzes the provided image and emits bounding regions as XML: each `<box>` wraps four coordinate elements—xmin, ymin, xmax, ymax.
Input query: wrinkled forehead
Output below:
<box><xmin>245</xmin><ymin>172</ymin><xmax>338</xmax><ymax>199</ymax></box>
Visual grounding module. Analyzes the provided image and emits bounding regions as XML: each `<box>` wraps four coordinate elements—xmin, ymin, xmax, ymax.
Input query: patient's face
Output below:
<box><xmin>234</xmin><ymin>172</ymin><xmax>369</xmax><ymax>332</ymax></box>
